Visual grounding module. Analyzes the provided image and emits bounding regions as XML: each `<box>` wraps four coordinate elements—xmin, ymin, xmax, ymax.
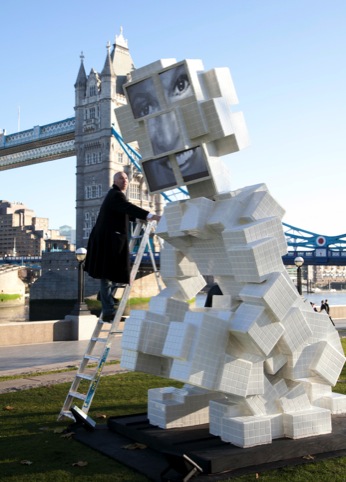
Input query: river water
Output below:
<box><xmin>1</xmin><ymin>291</ymin><xmax>346</xmax><ymax>324</ymax></box>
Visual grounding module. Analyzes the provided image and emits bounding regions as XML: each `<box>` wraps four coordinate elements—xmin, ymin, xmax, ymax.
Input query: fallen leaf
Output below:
<box><xmin>96</xmin><ymin>413</ymin><xmax>107</xmax><ymax>419</ymax></box>
<box><xmin>20</xmin><ymin>460</ymin><xmax>33</xmax><ymax>465</ymax></box>
<box><xmin>72</xmin><ymin>460</ymin><xmax>88</xmax><ymax>467</ymax></box>
<box><xmin>61</xmin><ymin>432</ymin><xmax>75</xmax><ymax>439</ymax></box>
<box><xmin>122</xmin><ymin>442</ymin><xmax>147</xmax><ymax>450</ymax></box>
<box><xmin>303</xmin><ymin>454</ymin><xmax>315</xmax><ymax>460</ymax></box>
<box><xmin>3</xmin><ymin>405</ymin><xmax>14</xmax><ymax>411</ymax></box>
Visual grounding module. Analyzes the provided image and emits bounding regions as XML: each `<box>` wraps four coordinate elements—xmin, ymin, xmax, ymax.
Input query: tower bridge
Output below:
<box><xmin>0</xmin><ymin>117</ymin><xmax>75</xmax><ymax>170</ymax></box>
<box><xmin>0</xmin><ymin>28</ymin><xmax>345</xmax><ymax>266</ymax></box>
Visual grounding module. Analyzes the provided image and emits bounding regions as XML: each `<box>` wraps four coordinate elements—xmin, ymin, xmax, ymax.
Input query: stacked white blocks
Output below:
<box><xmin>116</xmin><ymin>57</ymin><xmax>345</xmax><ymax>447</ymax></box>
<box><xmin>120</xmin><ymin>183</ymin><xmax>346</xmax><ymax>447</ymax></box>
<box><xmin>148</xmin><ymin>385</ymin><xmax>222</xmax><ymax>429</ymax></box>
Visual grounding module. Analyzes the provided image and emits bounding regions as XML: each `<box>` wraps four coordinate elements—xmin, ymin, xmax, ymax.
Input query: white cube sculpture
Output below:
<box><xmin>117</xmin><ymin>57</ymin><xmax>346</xmax><ymax>448</ymax></box>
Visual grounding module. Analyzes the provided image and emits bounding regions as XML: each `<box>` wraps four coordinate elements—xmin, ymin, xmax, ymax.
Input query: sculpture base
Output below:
<box><xmin>73</xmin><ymin>412</ymin><xmax>346</xmax><ymax>480</ymax></box>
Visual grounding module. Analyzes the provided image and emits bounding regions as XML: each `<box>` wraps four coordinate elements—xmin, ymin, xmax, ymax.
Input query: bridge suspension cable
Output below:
<box><xmin>112</xmin><ymin>126</ymin><xmax>346</xmax><ymax>253</ymax></box>
<box><xmin>283</xmin><ymin>223</ymin><xmax>346</xmax><ymax>252</ymax></box>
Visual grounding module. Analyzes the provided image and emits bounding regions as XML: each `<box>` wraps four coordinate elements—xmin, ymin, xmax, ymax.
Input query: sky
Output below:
<box><xmin>0</xmin><ymin>0</ymin><xmax>345</xmax><ymax>237</ymax></box>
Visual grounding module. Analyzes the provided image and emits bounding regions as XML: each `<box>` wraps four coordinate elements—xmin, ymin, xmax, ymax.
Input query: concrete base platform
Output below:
<box><xmin>73</xmin><ymin>412</ymin><xmax>346</xmax><ymax>481</ymax></box>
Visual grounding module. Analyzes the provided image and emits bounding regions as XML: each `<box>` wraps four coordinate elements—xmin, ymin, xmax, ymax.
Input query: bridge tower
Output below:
<box><xmin>74</xmin><ymin>29</ymin><xmax>162</xmax><ymax>248</ymax></box>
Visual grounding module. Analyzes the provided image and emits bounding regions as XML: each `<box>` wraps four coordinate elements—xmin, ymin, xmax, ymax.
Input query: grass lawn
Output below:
<box><xmin>0</xmin><ymin>339</ymin><xmax>346</xmax><ymax>481</ymax></box>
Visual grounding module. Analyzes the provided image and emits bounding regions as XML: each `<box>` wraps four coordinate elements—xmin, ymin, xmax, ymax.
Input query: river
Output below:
<box><xmin>1</xmin><ymin>291</ymin><xmax>346</xmax><ymax>324</ymax></box>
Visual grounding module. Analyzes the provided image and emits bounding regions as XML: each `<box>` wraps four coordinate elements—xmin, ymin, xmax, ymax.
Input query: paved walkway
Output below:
<box><xmin>0</xmin><ymin>335</ymin><xmax>124</xmax><ymax>394</ymax></box>
<box><xmin>0</xmin><ymin>319</ymin><xmax>345</xmax><ymax>394</ymax></box>
<box><xmin>0</xmin><ymin>337</ymin><xmax>122</xmax><ymax>375</ymax></box>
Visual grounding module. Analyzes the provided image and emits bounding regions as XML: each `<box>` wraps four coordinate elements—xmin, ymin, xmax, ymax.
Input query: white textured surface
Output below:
<box><xmin>117</xmin><ymin>56</ymin><xmax>346</xmax><ymax>446</ymax></box>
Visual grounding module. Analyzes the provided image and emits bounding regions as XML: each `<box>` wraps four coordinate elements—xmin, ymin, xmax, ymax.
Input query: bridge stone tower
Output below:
<box><xmin>74</xmin><ymin>29</ymin><xmax>162</xmax><ymax>248</ymax></box>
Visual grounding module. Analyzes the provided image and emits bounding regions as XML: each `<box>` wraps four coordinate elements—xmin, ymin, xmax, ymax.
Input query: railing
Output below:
<box><xmin>0</xmin><ymin>118</ymin><xmax>75</xmax><ymax>148</ymax></box>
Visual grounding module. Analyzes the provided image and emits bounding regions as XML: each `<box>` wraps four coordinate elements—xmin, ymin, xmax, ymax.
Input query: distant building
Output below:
<box><xmin>0</xmin><ymin>200</ymin><xmax>70</xmax><ymax>256</ymax></box>
<box><xmin>59</xmin><ymin>225</ymin><xmax>76</xmax><ymax>246</ymax></box>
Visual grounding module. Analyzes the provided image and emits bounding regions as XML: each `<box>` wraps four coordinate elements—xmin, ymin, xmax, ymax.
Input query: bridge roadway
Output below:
<box><xmin>2</xmin><ymin>250</ymin><xmax>346</xmax><ymax>267</ymax></box>
<box><xmin>1</xmin><ymin>118</ymin><xmax>346</xmax><ymax>257</ymax></box>
<box><xmin>0</xmin><ymin>117</ymin><xmax>75</xmax><ymax>170</ymax></box>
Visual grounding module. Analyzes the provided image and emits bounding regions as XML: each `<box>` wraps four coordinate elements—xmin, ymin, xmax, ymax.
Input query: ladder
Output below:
<box><xmin>58</xmin><ymin>220</ymin><xmax>160</xmax><ymax>421</ymax></box>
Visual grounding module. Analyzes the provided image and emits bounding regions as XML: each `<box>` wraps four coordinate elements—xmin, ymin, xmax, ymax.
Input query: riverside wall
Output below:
<box><xmin>0</xmin><ymin>304</ymin><xmax>345</xmax><ymax>347</ymax></box>
<box><xmin>30</xmin><ymin>251</ymin><xmax>161</xmax><ymax>301</ymax></box>
<box><xmin>0</xmin><ymin>251</ymin><xmax>164</xmax><ymax>346</ymax></box>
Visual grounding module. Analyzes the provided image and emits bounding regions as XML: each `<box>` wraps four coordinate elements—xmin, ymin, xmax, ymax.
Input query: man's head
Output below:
<box><xmin>113</xmin><ymin>171</ymin><xmax>129</xmax><ymax>192</ymax></box>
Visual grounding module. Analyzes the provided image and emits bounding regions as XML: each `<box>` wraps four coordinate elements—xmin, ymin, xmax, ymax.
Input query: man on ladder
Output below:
<box><xmin>59</xmin><ymin>170</ymin><xmax>161</xmax><ymax>420</ymax></box>
<box><xmin>84</xmin><ymin>171</ymin><xmax>161</xmax><ymax>321</ymax></box>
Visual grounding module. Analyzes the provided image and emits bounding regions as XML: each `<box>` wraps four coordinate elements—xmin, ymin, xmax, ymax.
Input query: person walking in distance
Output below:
<box><xmin>84</xmin><ymin>171</ymin><xmax>161</xmax><ymax>322</ymax></box>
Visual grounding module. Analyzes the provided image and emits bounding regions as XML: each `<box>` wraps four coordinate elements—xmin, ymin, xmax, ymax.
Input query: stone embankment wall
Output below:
<box><xmin>330</xmin><ymin>305</ymin><xmax>346</xmax><ymax>319</ymax></box>
<box><xmin>30</xmin><ymin>251</ymin><xmax>162</xmax><ymax>300</ymax></box>
<box><xmin>0</xmin><ymin>302</ymin><xmax>345</xmax><ymax>347</ymax></box>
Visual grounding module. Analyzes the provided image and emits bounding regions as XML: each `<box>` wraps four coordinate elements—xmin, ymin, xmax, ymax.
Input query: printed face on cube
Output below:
<box><xmin>125</xmin><ymin>62</ymin><xmax>210</xmax><ymax>193</ymax></box>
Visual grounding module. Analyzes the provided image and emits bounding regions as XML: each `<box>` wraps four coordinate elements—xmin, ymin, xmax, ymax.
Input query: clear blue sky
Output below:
<box><xmin>0</xmin><ymin>0</ymin><xmax>345</xmax><ymax>237</ymax></box>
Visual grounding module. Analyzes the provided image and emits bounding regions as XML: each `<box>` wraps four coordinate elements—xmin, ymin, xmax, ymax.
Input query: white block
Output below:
<box><xmin>179</xmin><ymin>198</ymin><xmax>215</xmax><ymax>238</ymax></box>
<box><xmin>279</xmin><ymin>383</ymin><xmax>311</xmax><ymax>413</ymax></box>
<box><xmin>160</xmin><ymin>244</ymin><xmax>199</xmax><ymax>278</ymax></box>
<box><xmin>310</xmin><ymin>341</ymin><xmax>346</xmax><ymax>386</ymax></box>
<box><xmin>314</xmin><ymin>392</ymin><xmax>346</xmax><ymax>414</ymax></box>
<box><xmin>221</xmin><ymin>415</ymin><xmax>272</xmax><ymax>447</ymax></box>
<box><xmin>227</xmin><ymin>238</ymin><xmax>284</xmax><ymax>283</ymax></box>
<box><xmin>283</xmin><ymin>407</ymin><xmax>331</xmax><ymax>439</ymax></box>
<box><xmin>282</xmin><ymin>344</ymin><xmax>318</xmax><ymax>380</ymax></box>
<box><xmin>240</xmin><ymin>189</ymin><xmax>285</xmax><ymax>223</ymax></box>
<box><xmin>277</xmin><ymin>307</ymin><xmax>312</xmax><ymax>354</ymax></box>
<box><xmin>162</xmin><ymin>321</ymin><xmax>195</xmax><ymax>359</ymax></box>
<box><xmin>222</xmin><ymin>217</ymin><xmax>287</xmax><ymax>256</ymax></box>
<box><xmin>163</xmin><ymin>273</ymin><xmax>206</xmax><ymax>300</ymax></box>
<box><xmin>209</xmin><ymin>398</ymin><xmax>251</xmax><ymax>436</ymax></box>
<box><xmin>299</xmin><ymin>378</ymin><xmax>332</xmax><ymax>402</ymax></box>
<box><xmin>147</xmin><ymin>386</ymin><xmax>220</xmax><ymax>428</ymax></box>
<box><xmin>141</xmin><ymin>321</ymin><xmax>170</xmax><ymax>356</ymax></box>
<box><xmin>149</xmin><ymin>296</ymin><xmax>189</xmax><ymax>320</ymax></box>
<box><xmin>218</xmin><ymin>354</ymin><xmax>264</xmax><ymax>397</ymax></box>
<box><xmin>240</xmin><ymin>271</ymin><xmax>300</xmax><ymax>322</ymax></box>
<box><xmin>230</xmin><ymin>303</ymin><xmax>284</xmax><ymax>356</ymax></box>
<box><xmin>304</xmin><ymin>309</ymin><xmax>338</xmax><ymax>345</ymax></box>
<box><xmin>121</xmin><ymin>316</ymin><xmax>145</xmax><ymax>351</ymax></box>
<box><xmin>264</xmin><ymin>352</ymin><xmax>288</xmax><ymax>375</ymax></box>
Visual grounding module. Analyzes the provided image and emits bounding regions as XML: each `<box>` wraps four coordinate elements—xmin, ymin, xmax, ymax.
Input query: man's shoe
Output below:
<box><xmin>102</xmin><ymin>313</ymin><xmax>115</xmax><ymax>323</ymax></box>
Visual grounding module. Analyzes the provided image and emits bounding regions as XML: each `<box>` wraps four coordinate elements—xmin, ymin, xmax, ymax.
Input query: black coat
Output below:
<box><xmin>84</xmin><ymin>185</ymin><xmax>149</xmax><ymax>282</ymax></box>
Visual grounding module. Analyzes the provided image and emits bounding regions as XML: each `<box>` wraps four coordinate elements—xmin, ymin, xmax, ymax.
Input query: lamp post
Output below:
<box><xmin>71</xmin><ymin>247</ymin><xmax>90</xmax><ymax>315</ymax></box>
<box><xmin>294</xmin><ymin>256</ymin><xmax>304</xmax><ymax>295</ymax></box>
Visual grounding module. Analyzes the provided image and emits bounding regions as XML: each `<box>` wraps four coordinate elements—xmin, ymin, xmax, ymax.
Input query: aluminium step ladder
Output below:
<box><xmin>58</xmin><ymin>220</ymin><xmax>160</xmax><ymax>421</ymax></box>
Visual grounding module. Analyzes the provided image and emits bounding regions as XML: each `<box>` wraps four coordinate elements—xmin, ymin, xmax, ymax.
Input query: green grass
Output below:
<box><xmin>0</xmin><ymin>372</ymin><xmax>182</xmax><ymax>481</ymax></box>
<box><xmin>0</xmin><ymin>294</ymin><xmax>22</xmax><ymax>301</ymax></box>
<box><xmin>0</xmin><ymin>340</ymin><xmax>346</xmax><ymax>481</ymax></box>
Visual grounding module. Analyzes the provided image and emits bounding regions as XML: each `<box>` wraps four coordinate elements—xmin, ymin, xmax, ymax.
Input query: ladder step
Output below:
<box><xmin>84</xmin><ymin>355</ymin><xmax>100</xmax><ymax>362</ymax></box>
<box><xmin>91</xmin><ymin>337</ymin><xmax>107</xmax><ymax>343</ymax></box>
<box><xmin>68</xmin><ymin>390</ymin><xmax>87</xmax><ymax>401</ymax></box>
<box><xmin>76</xmin><ymin>373</ymin><xmax>95</xmax><ymax>381</ymax></box>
